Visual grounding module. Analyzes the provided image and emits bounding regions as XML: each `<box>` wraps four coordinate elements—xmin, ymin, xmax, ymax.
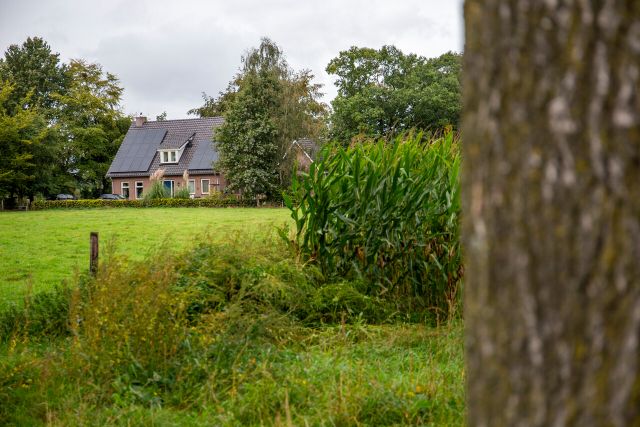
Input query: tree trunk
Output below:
<box><xmin>462</xmin><ymin>1</ymin><xmax>640</xmax><ymax>426</ymax></box>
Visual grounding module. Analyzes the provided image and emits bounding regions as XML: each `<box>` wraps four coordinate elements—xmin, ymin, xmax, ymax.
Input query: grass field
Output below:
<box><xmin>0</xmin><ymin>208</ymin><xmax>290</xmax><ymax>304</ymax></box>
<box><xmin>0</xmin><ymin>207</ymin><xmax>465</xmax><ymax>425</ymax></box>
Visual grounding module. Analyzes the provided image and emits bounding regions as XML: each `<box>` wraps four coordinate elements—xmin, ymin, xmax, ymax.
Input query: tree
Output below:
<box><xmin>326</xmin><ymin>47</ymin><xmax>461</xmax><ymax>143</ymax></box>
<box><xmin>0</xmin><ymin>82</ymin><xmax>49</xmax><ymax>201</ymax></box>
<box><xmin>213</xmin><ymin>38</ymin><xmax>328</xmax><ymax>197</ymax></box>
<box><xmin>187</xmin><ymin>85</ymin><xmax>238</xmax><ymax>118</ymax></box>
<box><xmin>53</xmin><ymin>59</ymin><xmax>128</xmax><ymax>197</ymax></box>
<box><xmin>0</xmin><ymin>37</ymin><xmax>68</xmax><ymax>115</ymax></box>
<box><xmin>463</xmin><ymin>1</ymin><xmax>640</xmax><ymax>425</ymax></box>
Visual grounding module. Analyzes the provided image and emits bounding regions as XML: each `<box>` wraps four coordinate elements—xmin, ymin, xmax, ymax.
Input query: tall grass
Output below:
<box><xmin>0</xmin><ymin>232</ymin><xmax>465</xmax><ymax>425</ymax></box>
<box><xmin>284</xmin><ymin>132</ymin><xmax>462</xmax><ymax>318</ymax></box>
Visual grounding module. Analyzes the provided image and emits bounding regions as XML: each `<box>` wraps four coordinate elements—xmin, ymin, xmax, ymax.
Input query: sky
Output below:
<box><xmin>0</xmin><ymin>0</ymin><xmax>464</xmax><ymax>120</ymax></box>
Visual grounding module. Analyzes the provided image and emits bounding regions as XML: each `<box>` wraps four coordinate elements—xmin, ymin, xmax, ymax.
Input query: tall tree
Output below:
<box><xmin>0</xmin><ymin>82</ymin><xmax>49</xmax><ymax>201</ymax></box>
<box><xmin>213</xmin><ymin>38</ymin><xmax>328</xmax><ymax>196</ymax></box>
<box><xmin>463</xmin><ymin>1</ymin><xmax>640</xmax><ymax>425</ymax></box>
<box><xmin>0</xmin><ymin>37</ymin><xmax>68</xmax><ymax>115</ymax></box>
<box><xmin>326</xmin><ymin>47</ymin><xmax>461</xmax><ymax>143</ymax></box>
<box><xmin>53</xmin><ymin>59</ymin><xmax>128</xmax><ymax>197</ymax></box>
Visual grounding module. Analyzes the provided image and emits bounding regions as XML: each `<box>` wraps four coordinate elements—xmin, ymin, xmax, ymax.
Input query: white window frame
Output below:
<box><xmin>121</xmin><ymin>182</ymin><xmax>130</xmax><ymax>199</ymax></box>
<box><xmin>162</xmin><ymin>179</ymin><xmax>174</xmax><ymax>196</ymax></box>
<box><xmin>188</xmin><ymin>179</ymin><xmax>195</xmax><ymax>195</ymax></box>
<box><xmin>201</xmin><ymin>179</ymin><xmax>210</xmax><ymax>195</ymax></box>
<box><xmin>160</xmin><ymin>150</ymin><xmax>179</xmax><ymax>164</ymax></box>
<box><xmin>135</xmin><ymin>181</ymin><xmax>144</xmax><ymax>199</ymax></box>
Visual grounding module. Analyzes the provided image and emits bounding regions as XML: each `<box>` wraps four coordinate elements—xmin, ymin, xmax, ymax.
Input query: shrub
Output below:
<box><xmin>284</xmin><ymin>132</ymin><xmax>462</xmax><ymax>318</ymax></box>
<box><xmin>0</xmin><ymin>284</ymin><xmax>72</xmax><ymax>342</ymax></box>
<box><xmin>173</xmin><ymin>187</ymin><xmax>191</xmax><ymax>199</ymax></box>
<box><xmin>144</xmin><ymin>180</ymin><xmax>169</xmax><ymax>200</ymax></box>
<box><xmin>31</xmin><ymin>195</ymin><xmax>255</xmax><ymax>210</ymax></box>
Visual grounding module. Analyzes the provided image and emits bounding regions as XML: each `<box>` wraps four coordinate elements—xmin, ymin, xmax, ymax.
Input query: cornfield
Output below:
<box><xmin>284</xmin><ymin>132</ymin><xmax>462</xmax><ymax>318</ymax></box>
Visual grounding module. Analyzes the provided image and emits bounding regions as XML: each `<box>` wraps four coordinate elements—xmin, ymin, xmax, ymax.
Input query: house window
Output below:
<box><xmin>160</xmin><ymin>151</ymin><xmax>178</xmax><ymax>164</ymax></box>
<box><xmin>201</xmin><ymin>179</ymin><xmax>210</xmax><ymax>195</ymax></box>
<box><xmin>121</xmin><ymin>182</ymin><xmax>130</xmax><ymax>199</ymax></box>
<box><xmin>135</xmin><ymin>181</ymin><xmax>144</xmax><ymax>199</ymax></box>
<box><xmin>162</xmin><ymin>180</ymin><xmax>174</xmax><ymax>196</ymax></box>
<box><xmin>213</xmin><ymin>177</ymin><xmax>220</xmax><ymax>186</ymax></box>
<box><xmin>188</xmin><ymin>179</ymin><xmax>195</xmax><ymax>195</ymax></box>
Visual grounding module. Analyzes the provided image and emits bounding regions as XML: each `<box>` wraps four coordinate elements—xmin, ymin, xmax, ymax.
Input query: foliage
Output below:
<box><xmin>173</xmin><ymin>187</ymin><xmax>191</xmax><ymax>199</ymax></box>
<box><xmin>0</xmin><ymin>231</ymin><xmax>464</xmax><ymax>425</ymax></box>
<box><xmin>52</xmin><ymin>59</ymin><xmax>129</xmax><ymax>198</ymax></box>
<box><xmin>209</xmin><ymin>38</ymin><xmax>328</xmax><ymax>196</ymax></box>
<box><xmin>0</xmin><ymin>36</ymin><xmax>68</xmax><ymax>114</ymax></box>
<box><xmin>0</xmin><ymin>37</ymin><xmax>128</xmax><ymax>201</ymax></box>
<box><xmin>0</xmin><ymin>82</ymin><xmax>50</xmax><ymax>200</ymax></box>
<box><xmin>326</xmin><ymin>46</ymin><xmax>462</xmax><ymax>143</ymax></box>
<box><xmin>0</xmin><ymin>285</ymin><xmax>72</xmax><ymax>342</ymax></box>
<box><xmin>31</xmin><ymin>195</ymin><xmax>255</xmax><ymax>210</ymax></box>
<box><xmin>285</xmin><ymin>132</ymin><xmax>462</xmax><ymax>318</ymax></box>
<box><xmin>144</xmin><ymin>181</ymin><xmax>169</xmax><ymax>200</ymax></box>
<box><xmin>215</xmin><ymin>71</ymin><xmax>280</xmax><ymax>197</ymax></box>
<box><xmin>187</xmin><ymin>85</ymin><xmax>238</xmax><ymax>118</ymax></box>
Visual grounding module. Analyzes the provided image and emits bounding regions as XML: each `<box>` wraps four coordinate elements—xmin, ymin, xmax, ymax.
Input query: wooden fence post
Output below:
<box><xmin>90</xmin><ymin>232</ymin><xmax>99</xmax><ymax>275</ymax></box>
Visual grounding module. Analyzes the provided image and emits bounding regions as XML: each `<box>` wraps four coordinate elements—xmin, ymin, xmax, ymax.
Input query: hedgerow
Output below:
<box><xmin>31</xmin><ymin>196</ymin><xmax>257</xmax><ymax>210</ymax></box>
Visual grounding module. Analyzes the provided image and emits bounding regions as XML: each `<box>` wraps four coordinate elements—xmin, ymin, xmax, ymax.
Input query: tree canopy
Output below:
<box><xmin>206</xmin><ymin>38</ymin><xmax>328</xmax><ymax>197</ymax></box>
<box><xmin>326</xmin><ymin>46</ymin><xmax>461</xmax><ymax>143</ymax></box>
<box><xmin>0</xmin><ymin>37</ymin><xmax>68</xmax><ymax>115</ymax></box>
<box><xmin>0</xmin><ymin>37</ymin><xmax>128</xmax><ymax>202</ymax></box>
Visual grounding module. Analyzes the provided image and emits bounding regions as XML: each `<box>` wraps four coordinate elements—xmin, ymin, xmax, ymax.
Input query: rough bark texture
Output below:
<box><xmin>463</xmin><ymin>1</ymin><xmax>640</xmax><ymax>426</ymax></box>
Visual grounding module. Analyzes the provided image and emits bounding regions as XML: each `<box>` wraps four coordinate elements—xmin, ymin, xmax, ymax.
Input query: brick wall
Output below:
<box><xmin>111</xmin><ymin>174</ymin><xmax>226</xmax><ymax>200</ymax></box>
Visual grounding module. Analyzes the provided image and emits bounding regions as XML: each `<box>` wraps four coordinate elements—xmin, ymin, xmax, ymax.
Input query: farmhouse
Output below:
<box><xmin>283</xmin><ymin>138</ymin><xmax>318</xmax><ymax>171</ymax></box>
<box><xmin>106</xmin><ymin>116</ymin><xmax>226</xmax><ymax>199</ymax></box>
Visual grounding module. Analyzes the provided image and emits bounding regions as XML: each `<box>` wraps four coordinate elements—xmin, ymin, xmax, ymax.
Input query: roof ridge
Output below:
<box><xmin>143</xmin><ymin>116</ymin><xmax>223</xmax><ymax>125</ymax></box>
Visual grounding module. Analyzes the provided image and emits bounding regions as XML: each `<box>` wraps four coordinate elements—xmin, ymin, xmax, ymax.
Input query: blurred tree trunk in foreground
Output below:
<box><xmin>462</xmin><ymin>1</ymin><xmax>640</xmax><ymax>426</ymax></box>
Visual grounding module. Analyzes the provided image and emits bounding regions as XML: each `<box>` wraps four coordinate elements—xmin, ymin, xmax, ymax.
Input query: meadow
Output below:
<box><xmin>0</xmin><ymin>208</ymin><xmax>289</xmax><ymax>304</ymax></box>
<box><xmin>0</xmin><ymin>134</ymin><xmax>465</xmax><ymax>425</ymax></box>
<box><xmin>0</xmin><ymin>206</ymin><xmax>465</xmax><ymax>426</ymax></box>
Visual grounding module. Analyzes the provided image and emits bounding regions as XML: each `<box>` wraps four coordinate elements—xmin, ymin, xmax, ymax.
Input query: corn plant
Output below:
<box><xmin>284</xmin><ymin>132</ymin><xmax>462</xmax><ymax>318</ymax></box>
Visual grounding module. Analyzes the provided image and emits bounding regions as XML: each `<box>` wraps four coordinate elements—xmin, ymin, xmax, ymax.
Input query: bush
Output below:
<box><xmin>144</xmin><ymin>180</ymin><xmax>169</xmax><ymax>200</ymax></box>
<box><xmin>173</xmin><ymin>187</ymin><xmax>191</xmax><ymax>199</ymax></box>
<box><xmin>0</xmin><ymin>285</ymin><xmax>72</xmax><ymax>342</ymax></box>
<box><xmin>284</xmin><ymin>132</ymin><xmax>462</xmax><ymax>319</ymax></box>
<box><xmin>31</xmin><ymin>195</ymin><xmax>256</xmax><ymax>210</ymax></box>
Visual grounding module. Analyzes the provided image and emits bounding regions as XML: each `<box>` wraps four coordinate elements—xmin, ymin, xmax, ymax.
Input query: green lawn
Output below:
<box><xmin>0</xmin><ymin>208</ymin><xmax>290</xmax><ymax>304</ymax></box>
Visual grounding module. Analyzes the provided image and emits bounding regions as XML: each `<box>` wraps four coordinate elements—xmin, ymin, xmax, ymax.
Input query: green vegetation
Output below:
<box><xmin>286</xmin><ymin>132</ymin><xmax>461</xmax><ymax>319</ymax></box>
<box><xmin>31</xmin><ymin>195</ymin><xmax>254</xmax><ymax>210</ymax></box>
<box><xmin>0</xmin><ymin>37</ymin><xmax>129</xmax><ymax>204</ymax></box>
<box><xmin>0</xmin><ymin>37</ymin><xmax>466</xmax><ymax>425</ymax></box>
<box><xmin>327</xmin><ymin>47</ymin><xmax>461</xmax><ymax>143</ymax></box>
<box><xmin>192</xmin><ymin>38</ymin><xmax>328</xmax><ymax>196</ymax></box>
<box><xmin>0</xmin><ymin>208</ymin><xmax>288</xmax><ymax>303</ymax></box>
<box><xmin>0</xmin><ymin>230</ymin><xmax>464</xmax><ymax>426</ymax></box>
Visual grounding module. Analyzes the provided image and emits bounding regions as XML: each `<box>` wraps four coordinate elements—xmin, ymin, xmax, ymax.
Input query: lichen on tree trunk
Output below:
<box><xmin>462</xmin><ymin>1</ymin><xmax>640</xmax><ymax>426</ymax></box>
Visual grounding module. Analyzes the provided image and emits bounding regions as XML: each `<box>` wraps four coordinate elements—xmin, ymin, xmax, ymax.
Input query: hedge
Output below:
<box><xmin>31</xmin><ymin>196</ymin><xmax>258</xmax><ymax>210</ymax></box>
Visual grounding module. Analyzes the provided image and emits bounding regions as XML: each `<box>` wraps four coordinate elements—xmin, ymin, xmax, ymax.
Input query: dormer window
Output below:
<box><xmin>160</xmin><ymin>150</ymin><xmax>178</xmax><ymax>164</ymax></box>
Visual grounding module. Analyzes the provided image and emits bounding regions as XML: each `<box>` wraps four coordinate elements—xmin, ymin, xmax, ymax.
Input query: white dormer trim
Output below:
<box><xmin>158</xmin><ymin>134</ymin><xmax>193</xmax><ymax>164</ymax></box>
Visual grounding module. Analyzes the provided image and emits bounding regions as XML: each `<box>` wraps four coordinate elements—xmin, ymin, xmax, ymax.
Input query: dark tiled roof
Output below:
<box><xmin>158</xmin><ymin>131</ymin><xmax>195</xmax><ymax>149</ymax></box>
<box><xmin>297</xmin><ymin>138</ymin><xmax>317</xmax><ymax>154</ymax></box>
<box><xmin>107</xmin><ymin>117</ymin><xmax>224</xmax><ymax>178</ymax></box>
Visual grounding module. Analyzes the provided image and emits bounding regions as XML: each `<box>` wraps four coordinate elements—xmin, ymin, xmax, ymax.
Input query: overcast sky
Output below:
<box><xmin>0</xmin><ymin>0</ymin><xmax>464</xmax><ymax>120</ymax></box>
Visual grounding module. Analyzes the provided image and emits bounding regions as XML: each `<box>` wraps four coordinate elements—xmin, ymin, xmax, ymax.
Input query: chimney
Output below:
<box><xmin>134</xmin><ymin>115</ymin><xmax>147</xmax><ymax>127</ymax></box>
